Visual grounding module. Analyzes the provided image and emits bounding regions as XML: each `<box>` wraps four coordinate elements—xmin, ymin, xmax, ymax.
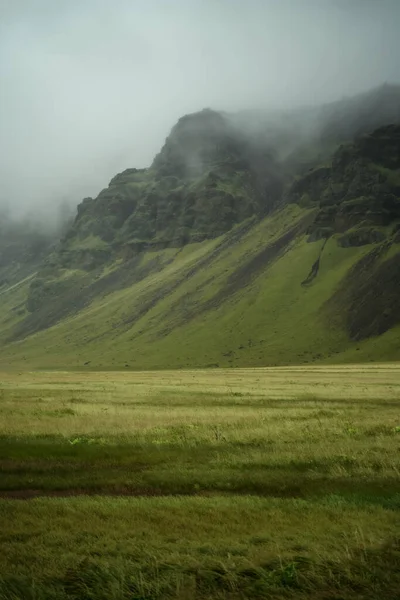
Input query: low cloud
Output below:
<box><xmin>1</xmin><ymin>0</ymin><xmax>399</xmax><ymax>220</ymax></box>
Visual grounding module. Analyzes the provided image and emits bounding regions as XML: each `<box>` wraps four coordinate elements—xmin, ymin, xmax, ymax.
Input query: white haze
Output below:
<box><xmin>1</xmin><ymin>0</ymin><xmax>400</xmax><ymax>222</ymax></box>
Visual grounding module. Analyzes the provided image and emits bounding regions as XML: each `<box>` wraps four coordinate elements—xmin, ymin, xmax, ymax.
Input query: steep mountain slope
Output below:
<box><xmin>1</xmin><ymin>215</ymin><xmax>399</xmax><ymax>370</ymax></box>
<box><xmin>0</xmin><ymin>86</ymin><xmax>399</xmax><ymax>369</ymax></box>
<box><xmin>1</xmin><ymin>202</ymin><xmax>399</xmax><ymax>370</ymax></box>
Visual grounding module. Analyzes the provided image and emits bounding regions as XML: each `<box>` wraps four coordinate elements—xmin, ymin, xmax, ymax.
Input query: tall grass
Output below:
<box><xmin>0</xmin><ymin>365</ymin><xmax>399</xmax><ymax>598</ymax></box>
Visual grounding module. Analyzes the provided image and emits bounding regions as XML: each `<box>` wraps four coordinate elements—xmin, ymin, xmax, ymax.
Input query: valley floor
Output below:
<box><xmin>0</xmin><ymin>365</ymin><xmax>399</xmax><ymax>599</ymax></box>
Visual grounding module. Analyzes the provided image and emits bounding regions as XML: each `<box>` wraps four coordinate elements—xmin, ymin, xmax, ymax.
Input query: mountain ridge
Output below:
<box><xmin>0</xmin><ymin>84</ymin><xmax>400</xmax><ymax>369</ymax></box>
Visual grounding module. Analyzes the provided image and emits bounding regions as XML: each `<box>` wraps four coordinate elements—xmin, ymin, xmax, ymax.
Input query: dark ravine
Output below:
<box><xmin>301</xmin><ymin>238</ymin><xmax>328</xmax><ymax>286</ymax></box>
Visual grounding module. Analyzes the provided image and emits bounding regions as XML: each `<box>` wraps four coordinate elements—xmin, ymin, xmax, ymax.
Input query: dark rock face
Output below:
<box><xmin>285</xmin><ymin>167</ymin><xmax>332</xmax><ymax>206</ymax></box>
<box><xmin>337</xmin><ymin>228</ymin><xmax>386</xmax><ymax>248</ymax></box>
<box><xmin>152</xmin><ymin>109</ymin><xmax>238</xmax><ymax>178</ymax></box>
<box><xmin>287</xmin><ymin>125</ymin><xmax>400</xmax><ymax>244</ymax></box>
<box><xmin>59</xmin><ymin>109</ymin><xmax>284</xmax><ymax>272</ymax></box>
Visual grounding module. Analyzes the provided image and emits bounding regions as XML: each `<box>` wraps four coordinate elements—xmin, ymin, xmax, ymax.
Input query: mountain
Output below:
<box><xmin>0</xmin><ymin>84</ymin><xmax>399</xmax><ymax>369</ymax></box>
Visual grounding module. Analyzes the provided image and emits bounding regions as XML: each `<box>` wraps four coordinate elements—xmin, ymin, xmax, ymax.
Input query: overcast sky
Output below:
<box><xmin>1</xmin><ymin>0</ymin><xmax>400</xmax><ymax>219</ymax></box>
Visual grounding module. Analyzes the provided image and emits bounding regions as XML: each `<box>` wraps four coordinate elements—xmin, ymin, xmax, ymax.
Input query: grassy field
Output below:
<box><xmin>0</xmin><ymin>365</ymin><xmax>399</xmax><ymax>599</ymax></box>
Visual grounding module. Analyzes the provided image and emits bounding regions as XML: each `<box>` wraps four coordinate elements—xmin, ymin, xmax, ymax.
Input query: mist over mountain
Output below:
<box><xmin>1</xmin><ymin>0</ymin><xmax>400</xmax><ymax>221</ymax></box>
<box><xmin>0</xmin><ymin>80</ymin><xmax>399</xmax><ymax>369</ymax></box>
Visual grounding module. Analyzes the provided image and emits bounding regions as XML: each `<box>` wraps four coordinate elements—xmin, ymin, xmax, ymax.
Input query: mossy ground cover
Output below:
<box><xmin>0</xmin><ymin>365</ymin><xmax>399</xmax><ymax>598</ymax></box>
<box><xmin>3</xmin><ymin>205</ymin><xmax>400</xmax><ymax>371</ymax></box>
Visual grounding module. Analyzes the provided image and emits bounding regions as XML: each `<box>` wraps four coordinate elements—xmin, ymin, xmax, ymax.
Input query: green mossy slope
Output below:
<box><xmin>1</xmin><ymin>204</ymin><xmax>399</xmax><ymax>369</ymax></box>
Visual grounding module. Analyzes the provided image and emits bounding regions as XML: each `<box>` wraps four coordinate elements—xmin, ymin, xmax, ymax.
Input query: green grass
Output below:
<box><xmin>0</xmin><ymin>366</ymin><xmax>399</xmax><ymax>598</ymax></box>
<box><xmin>1</xmin><ymin>496</ymin><xmax>399</xmax><ymax>599</ymax></box>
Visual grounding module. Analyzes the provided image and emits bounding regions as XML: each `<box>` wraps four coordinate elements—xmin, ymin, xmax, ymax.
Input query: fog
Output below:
<box><xmin>1</xmin><ymin>0</ymin><xmax>400</xmax><ymax>221</ymax></box>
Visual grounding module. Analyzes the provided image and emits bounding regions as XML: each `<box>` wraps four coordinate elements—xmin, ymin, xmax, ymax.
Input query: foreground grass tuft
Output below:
<box><xmin>1</xmin><ymin>534</ymin><xmax>399</xmax><ymax>599</ymax></box>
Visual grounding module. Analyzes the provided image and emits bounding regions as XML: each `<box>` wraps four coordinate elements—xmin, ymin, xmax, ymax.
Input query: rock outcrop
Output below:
<box><xmin>287</xmin><ymin>124</ymin><xmax>400</xmax><ymax>245</ymax></box>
